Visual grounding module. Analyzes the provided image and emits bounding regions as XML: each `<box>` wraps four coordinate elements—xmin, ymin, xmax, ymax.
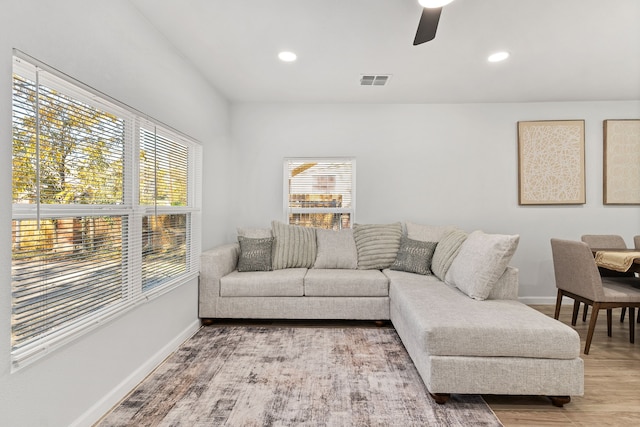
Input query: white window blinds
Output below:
<box><xmin>10</xmin><ymin>52</ymin><xmax>202</xmax><ymax>370</ymax></box>
<box><xmin>284</xmin><ymin>158</ymin><xmax>355</xmax><ymax>229</ymax></box>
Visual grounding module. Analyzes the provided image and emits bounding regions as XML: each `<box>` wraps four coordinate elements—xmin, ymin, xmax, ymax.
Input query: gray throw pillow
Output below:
<box><xmin>431</xmin><ymin>229</ymin><xmax>468</xmax><ymax>280</ymax></box>
<box><xmin>313</xmin><ymin>228</ymin><xmax>358</xmax><ymax>269</ymax></box>
<box><xmin>353</xmin><ymin>222</ymin><xmax>403</xmax><ymax>270</ymax></box>
<box><xmin>271</xmin><ymin>221</ymin><xmax>317</xmax><ymax>270</ymax></box>
<box><xmin>390</xmin><ymin>236</ymin><xmax>437</xmax><ymax>275</ymax></box>
<box><xmin>237</xmin><ymin>236</ymin><xmax>274</xmax><ymax>272</ymax></box>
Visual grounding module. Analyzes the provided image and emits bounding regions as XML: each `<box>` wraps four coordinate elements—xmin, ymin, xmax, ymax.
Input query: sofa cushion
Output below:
<box><xmin>220</xmin><ymin>268</ymin><xmax>306</xmax><ymax>297</ymax></box>
<box><xmin>271</xmin><ymin>221</ymin><xmax>317</xmax><ymax>270</ymax></box>
<box><xmin>405</xmin><ymin>222</ymin><xmax>457</xmax><ymax>243</ymax></box>
<box><xmin>390</xmin><ymin>236</ymin><xmax>437</xmax><ymax>275</ymax></box>
<box><xmin>304</xmin><ymin>269</ymin><xmax>389</xmax><ymax>297</ymax></box>
<box><xmin>430</xmin><ymin>229</ymin><xmax>467</xmax><ymax>280</ymax></box>
<box><xmin>353</xmin><ymin>222</ymin><xmax>403</xmax><ymax>270</ymax></box>
<box><xmin>445</xmin><ymin>230</ymin><xmax>520</xmax><ymax>301</ymax></box>
<box><xmin>237</xmin><ymin>226</ymin><xmax>272</xmax><ymax>238</ymax></box>
<box><xmin>236</xmin><ymin>236</ymin><xmax>273</xmax><ymax>272</ymax></box>
<box><xmin>313</xmin><ymin>228</ymin><xmax>358</xmax><ymax>269</ymax></box>
<box><xmin>386</xmin><ymin>270</ymin><xmax>580</xmax><ymax>359</ymax></box>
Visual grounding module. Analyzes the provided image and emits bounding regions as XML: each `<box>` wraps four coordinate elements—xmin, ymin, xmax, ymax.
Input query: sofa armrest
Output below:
<box><xmin>487</xmin><ymin>266</ymin><xmax>519</xmax><ymax>300</ymax></box>
<box><xmin>199</xmin><ymin>243</ymin><xmax>240</xmax><ymax>318</ymax></box>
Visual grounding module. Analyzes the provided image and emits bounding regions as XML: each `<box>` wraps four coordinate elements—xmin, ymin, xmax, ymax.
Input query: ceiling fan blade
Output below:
<box><xmin>413</xmin><ymin>7</ymin><xmax>442</xmax><ymax>45</ymax></box>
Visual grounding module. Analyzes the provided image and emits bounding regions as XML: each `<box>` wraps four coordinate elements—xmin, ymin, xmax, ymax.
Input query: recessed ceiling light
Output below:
<box><xmin>278</xmin><ymin>51</ymin><xmax>297</xmax><ymax>62</ymax></box>
<box><xmin>418</xmin><ymin>0</ymin><xmax>454</xmax><ymax>8</ymax></box>
<box><xmin>488</xmin><ymin>51</ymin><xmax>510</xmax><ymax>62</ymax></box>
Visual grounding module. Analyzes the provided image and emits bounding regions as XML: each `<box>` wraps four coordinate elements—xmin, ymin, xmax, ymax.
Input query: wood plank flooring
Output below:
<box><xmin>486</xmin><ymin>304</ymin><xmax>640</xmax><ymax>426</ymax></box>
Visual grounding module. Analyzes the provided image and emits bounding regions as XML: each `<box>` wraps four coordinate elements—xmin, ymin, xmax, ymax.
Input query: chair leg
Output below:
<box><xmin>585</xmin><ymin>303</ymin><xmax>601</xmax><ymax>355</ymax></box>
<box><xmin>621</xmin><ymin>307</ymin><xmax>626</xmax><ymax>323</ymax></box>
<box><xmin>630</xmin><ymin>307</ymin><xmax>636</xmax><ymax>344</ymax></box>
<box><xmin>607</xmin><ymin>309</ymin><xmax>612</xmax><ymax>337</ymax></box>
<box><xmin>571</xmin><ymin>299</ymin><xmax>580</xmax><ymax>326</ymax></box>
<box><xmin>554</xmin><ymin>289</ymin><xmax>563</xmax><ymax>320</ymax></box>
<box><xmin>582</xmin><ymin>303</ymin><xmax>588</xmax><ymax>322</ymax></box>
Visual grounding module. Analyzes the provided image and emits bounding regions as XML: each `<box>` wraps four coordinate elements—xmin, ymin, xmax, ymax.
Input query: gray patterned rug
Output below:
<box><xmin>98</xmin><ymin>326</ymin><xmax>502</xmax><ymax>426</ymax></box>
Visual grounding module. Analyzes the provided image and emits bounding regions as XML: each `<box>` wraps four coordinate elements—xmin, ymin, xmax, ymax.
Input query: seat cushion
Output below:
<box><xmin>304</xmin><ymin>269</ymin><xmax>389</xmax><ymax>297</ymax></box>
<box><xmin>387</xmin><ymin>270</ymin><xmax>580</xmax><ymax>359</ymax></box>
<box><xmin>602</xmin><ymin>277</ymin><xmax>640</xmax><ymax>302</ymax></box>
<box><xmin>220</xmin><ymin>268</ymin><xmax>306</xmax><ymax>297</ymax></box>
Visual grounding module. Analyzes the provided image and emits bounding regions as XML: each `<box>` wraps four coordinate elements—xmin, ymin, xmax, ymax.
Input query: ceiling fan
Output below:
<box><xmin>413</xmin><ymin>0</ymin><xmax>455</xmax><ymax>45</ymax></box>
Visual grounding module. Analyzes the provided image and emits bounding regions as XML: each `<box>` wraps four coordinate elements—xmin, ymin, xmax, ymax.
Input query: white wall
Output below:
<box><xmin>0</xmin><ymin>1</ymin><xmax>231</xmax><ymax>426</ymax></box>
<box><xmin>230</xmin><ymin>101</ymin><xmax>640</xmax><ymax>303</ymax></box>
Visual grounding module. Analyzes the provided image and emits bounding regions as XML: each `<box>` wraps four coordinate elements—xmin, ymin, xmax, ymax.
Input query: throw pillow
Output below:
<box><xmin>431</xmin><ymin>229</ymin><xmax>468</xmax><ymax>280</ymax></box>
<box><xmin>445</xmin><ymin>230</ymin><xmax>520</xmax><ymax>301</ymax></box>
<box><xmin>313</xmin><ymin>228</ymin><xmax>358</xmax><ymax>269</ymax></box>
<box><xmin>237</xmin><ymin>236</ymin><xmax>274</xmax><ymax>272</ymax></box>
<box><xmin>271</xmin><ymin>221</ymin><xmax>317</xmax><ymax>270</ymax></box>
<box><xmin>353</xmin><ymin>222</ymin><xmax>403</xmax><ymax>270</ymax></box>
<box><xmin>405</xmin><ymin>222</ymin><xmax>457</xmax><ymax>243</ymax></box>
<box><xmin>237</xmin><ymin>226</ymin><xmax>272</xmax><ymax>239</ymax></box>
<box><xmin>390</xmin><ymin>235</ymin><xmax>437</xmax><ymax>275</ymax></box>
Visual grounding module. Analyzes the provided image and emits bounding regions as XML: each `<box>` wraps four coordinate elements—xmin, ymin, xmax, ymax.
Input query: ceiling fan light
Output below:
<box><xmin>488</xmin><ymin>51</ymin><xmax>510</xmax><ymax>62</ymax></box>
<box><xmin>278</xmin><ymin>51</ymin><xmax>297</xmax><ymax>62</ymax></box>
<box><xmin>418</xmin><ymin>0</ymin><xmax>454</xmax><ymax>8</ymax></box>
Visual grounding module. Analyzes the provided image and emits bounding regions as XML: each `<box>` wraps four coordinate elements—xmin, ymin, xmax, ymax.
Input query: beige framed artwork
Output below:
<box><xmin>603</xmin><ymin>119</ymin><xmax>640</xmax><ymax>204</ymax></box>
<box><xmin>517</xmin><ymin>120</ymin><xmax>585</xmax><ymax>205</ymax></box>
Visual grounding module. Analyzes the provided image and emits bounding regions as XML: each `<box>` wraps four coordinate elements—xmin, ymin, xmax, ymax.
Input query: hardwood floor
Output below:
<box><xmin>486</xmin><ymin>304</ymin><xmax>640</xmax><ymax>426</ymax></box>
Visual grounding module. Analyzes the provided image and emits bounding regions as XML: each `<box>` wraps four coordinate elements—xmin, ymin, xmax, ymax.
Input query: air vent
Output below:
<box><xmin>360</xmin><ymin>75</ymin><xmax>391</xmax><ymax>86</ymax></box>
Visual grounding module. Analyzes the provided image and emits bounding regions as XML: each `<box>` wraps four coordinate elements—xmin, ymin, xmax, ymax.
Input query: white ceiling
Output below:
<box><xmin>131</xmin><ymin>0</ymin><xmax>640</xmax><ymax>104</ymax></box>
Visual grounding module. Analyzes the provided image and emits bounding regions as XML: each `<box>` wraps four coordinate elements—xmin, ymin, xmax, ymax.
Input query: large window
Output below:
<box><xmin>284</xmin><ymin>158</ymin><xmax>355</xmax><ymax>229</ymax></box>
<box><xmin>10</xmin><ymin>53</ymin><xmax>201</xmax><ymax>370</ymax></box>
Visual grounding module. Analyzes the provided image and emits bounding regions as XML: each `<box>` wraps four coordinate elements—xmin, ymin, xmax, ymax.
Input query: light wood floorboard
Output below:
<box><xmin>486</xmin><ymin>304</ymin><xmax>640</xmax><ymax>426</ymax></box>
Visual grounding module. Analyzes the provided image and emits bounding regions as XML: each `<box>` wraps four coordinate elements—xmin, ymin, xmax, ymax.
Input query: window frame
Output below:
<box><xmin>10</xmin><ymin>51</ymin><xmax>202</xmax><ymax>371</ymax></box>
<box><xmin>283</xmin><ymin>157</ymin><xmax>356</xmax><ymax>229</ymax></box>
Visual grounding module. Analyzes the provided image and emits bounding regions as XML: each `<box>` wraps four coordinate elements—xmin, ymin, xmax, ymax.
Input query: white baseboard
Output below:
<box><xmin>71</xmin><ymin>319</ymin><xmax>201</xmax><ymax>427</ymax></box>
<box><xmin>518</xmin><ymin>296</ymin><xmax>556</xmax><ymax>305</ymax></box>
<box><xmin>518</xmin><ymin>296</ymin><xmax>577</xmax><ymax>305</ymax></box>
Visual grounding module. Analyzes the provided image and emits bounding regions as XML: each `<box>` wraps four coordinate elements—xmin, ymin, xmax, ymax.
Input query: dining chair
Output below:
<box><xmin>580</xmin><ymin>234</ymin><xmax>627</xmax><ymax>249</ymax></box>
<box><xmin>580</xmin><ymin>234</ymin><xmax>634</xmax><ymax>323</ymax></box>
<box><xmin>551</xmin><ymin>238</ymin><xmax>640</xmax><ymax>354</ymax></box>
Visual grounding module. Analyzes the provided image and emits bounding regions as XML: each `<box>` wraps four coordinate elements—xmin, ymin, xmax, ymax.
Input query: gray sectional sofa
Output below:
<box><xmin>199</xmin><ymin>221</ymin><xmax>584</xmax><ymax>406</ymax></box>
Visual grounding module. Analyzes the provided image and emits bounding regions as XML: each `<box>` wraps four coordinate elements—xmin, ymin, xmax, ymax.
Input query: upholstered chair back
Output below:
<box><xmin>580</xmin><ymin>234</ymin><xmax>627</xmax><ymax>249</ymax></box>
<box><xmin>551</xmin><ymin>238</ymin><xmax>605</xmax><ymax>301</ymax></box>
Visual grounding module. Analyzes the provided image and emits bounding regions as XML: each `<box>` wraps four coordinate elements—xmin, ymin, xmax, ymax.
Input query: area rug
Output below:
<box><xmin>98</xmin><ymin>326</ymin><xmax>502</xmax><ymax>426</ymax></box>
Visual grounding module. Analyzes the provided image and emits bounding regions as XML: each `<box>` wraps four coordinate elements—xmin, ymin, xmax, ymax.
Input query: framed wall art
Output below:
<box><xmin>603</xmin><ymin>119</ymin><xmax>640</xmax><ymax>204</ymax></box>
<box><xmin>517</xmin><ymin>120</ymin><xmax>585</xmax><ymax>205</ymax></box>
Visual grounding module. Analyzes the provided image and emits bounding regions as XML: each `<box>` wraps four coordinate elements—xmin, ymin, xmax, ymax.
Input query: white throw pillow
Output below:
<box><xmin>405</xmin><ymin>222</ymin><xmax>457</xmax><ymax>243</ymax></box>
<box><xmin>313</xmin><ymin>229</ymin><xmax>358</xmax><ymax>269</ymax></box>
<box><xmin>445</xmin><ymin>230</ymin><xmax>520</xmax><ymax>300</ymax></box>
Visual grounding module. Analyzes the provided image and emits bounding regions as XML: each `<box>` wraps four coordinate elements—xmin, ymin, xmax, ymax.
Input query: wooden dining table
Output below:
<box><xmin>591</xmin><ymin>248</ymin><xmax>640</xmax><ymax>274</ymax></box>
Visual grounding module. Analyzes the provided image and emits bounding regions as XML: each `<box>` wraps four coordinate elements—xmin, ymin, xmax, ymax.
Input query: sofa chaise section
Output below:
<box><xmin>386</xmin><ymin>269</ymin><xmax>584</xmax><ymax>405</ymax></box>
